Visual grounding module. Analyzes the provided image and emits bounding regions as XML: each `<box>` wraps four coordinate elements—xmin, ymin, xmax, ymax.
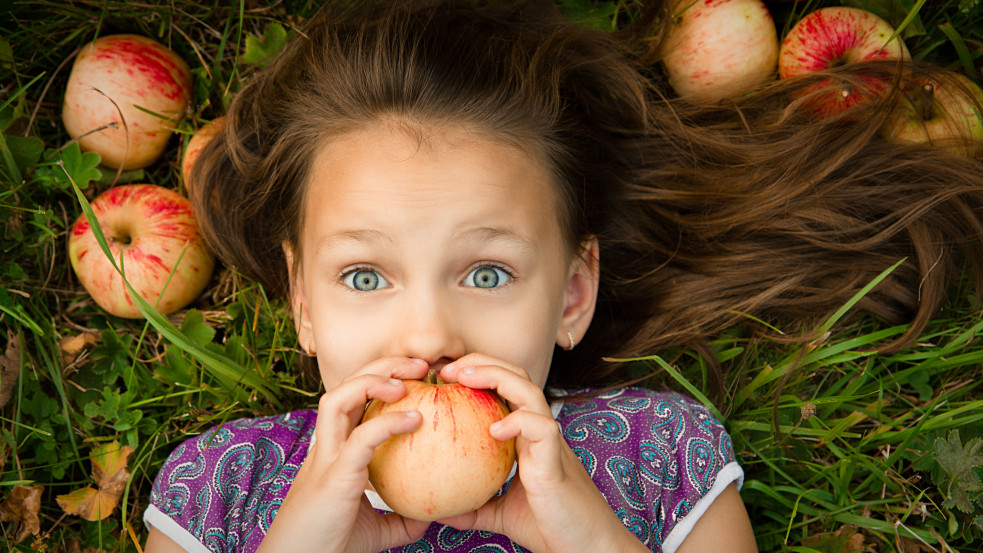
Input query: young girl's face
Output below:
<box><xmin>285</xmin><ymin>122</ymin><xmax>598</xmax><ymax>392</ymax></box>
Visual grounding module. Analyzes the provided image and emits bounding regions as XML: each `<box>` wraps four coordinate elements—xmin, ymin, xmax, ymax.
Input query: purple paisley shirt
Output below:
<box><xmin>144</xmin><ymin>387</ymin><xmax>743</xmax><ymax>553</ymax></box>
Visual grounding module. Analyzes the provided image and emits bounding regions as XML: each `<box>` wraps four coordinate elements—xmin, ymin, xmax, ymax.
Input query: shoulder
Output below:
<box><xmin>555</xmin><ymin>387</ymin><xmax>743</xmax><ymax>552</ymax></box>
<box><xmin>145</xmin><ymin>410</ymin><xmax>316</xmax><ymax>553</ymax></box>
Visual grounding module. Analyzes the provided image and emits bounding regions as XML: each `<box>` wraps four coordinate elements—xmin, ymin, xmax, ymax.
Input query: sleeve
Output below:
<box><xmin>638</xmin><ymin>390</ymin><xmax>743</xmax><ymax>553</ymax></box>
<box><xmin>143</xmin><ymin>411</ymin><xmax>315</xmax><ymax>553</ymax></box>
<box><xmin>558</xmin><ymin>388</ymin><xmax>743</xmax><ymax>553</ymax></box>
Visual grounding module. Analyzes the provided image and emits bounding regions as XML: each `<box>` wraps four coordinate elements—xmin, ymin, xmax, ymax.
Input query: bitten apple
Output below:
<box><xmin>68</xmin><ymin>184</ymin><xmax>215</xmax><ymax>318</ymax></box>
<box><xmin>362</xmin><ymin>370</ymin><xmax>515</xmax><ymax>521</ymax></box>
<box><xmin>778</xmin><ymin>7</ymin><xmax>909</xmax><ymax>116</ymax></box>
<box><xmin>181</xmin><ymin>116</ymin><xmax>226</xmax><ymax>194</ymax></box>
<box><xmin>880</xmin><ymin>72</ymin><xmax>983</xmax><ymax>156</ymax></box>
<box><xmin>62</xmin><ymin>34</ymin><xmax>193</xmax><ymax>170</ymax></box>
<box><xmin>661</xmin><ymin>0</ymin><xmax>779</xmax><ymax>103</ymax></box>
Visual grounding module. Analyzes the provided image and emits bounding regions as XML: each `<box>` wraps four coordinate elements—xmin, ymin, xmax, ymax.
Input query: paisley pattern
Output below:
<box><xmin>147</xmin><ymin>388</ymin><xmax>740</xmax><ymax>553</ymax></box>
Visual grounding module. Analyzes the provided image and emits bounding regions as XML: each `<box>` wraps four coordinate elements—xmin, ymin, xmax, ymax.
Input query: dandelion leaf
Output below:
<box><xmin>933</xmin><ymin>430</ymin><xmax>983</xmax><ymax>513</ymax></box>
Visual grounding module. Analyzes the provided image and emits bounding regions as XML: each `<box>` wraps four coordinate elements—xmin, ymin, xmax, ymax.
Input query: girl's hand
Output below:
<box><xmin>437</xmin><ymin>354</ymin><xmax>648</xmax><ymax>553</ymax></box>
<box><xmin>257</xmin><ymin>357</ymin><xmax>431</xmax><ymax>553</ymax></box>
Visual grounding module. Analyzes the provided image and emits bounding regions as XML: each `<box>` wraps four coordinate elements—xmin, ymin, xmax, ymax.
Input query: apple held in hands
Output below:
<box><xmin>661</xmin><ymin>0</ymin><xmax>779</xmax><ymax>103</ymax></box>
<box><xmin>362</xmin><ymin>370</ymin><xmax>516</xmax><ymax>521</ymax></box>
<box><xmin>778</xmin><ymin>7</ymin><xmax>909</xmax><ymax>116</ymax></box>
<box><xmin>62</xmin><ymin>34</ymin><xmax>193</xmax><ymax>170</ymax></box>
<box><xmin>880</xmin><ymin>72</ymin><xmax>983</xmax><ymax>156</ymax></box>
<box><xmin>68</xmin><ymin>184</ymin><xmax>215</xmax><ymax>318</ymax></box>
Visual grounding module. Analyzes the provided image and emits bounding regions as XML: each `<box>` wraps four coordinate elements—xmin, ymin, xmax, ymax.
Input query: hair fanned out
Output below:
<box><xmin>190</xmin><ymin>0</ymin><xmax>983</xmax><ymax>393</ymax></box>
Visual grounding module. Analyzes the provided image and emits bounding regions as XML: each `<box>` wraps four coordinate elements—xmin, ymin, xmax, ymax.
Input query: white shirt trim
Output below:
<box><xmin>144</xmin><ymin>503</ymin><xmax>212</xmax><ymax>553</ymax></box>
<box><xmin>660</xmin><ymin>461</ymin><xmax>745</xmax><ymax>553</ymax></box>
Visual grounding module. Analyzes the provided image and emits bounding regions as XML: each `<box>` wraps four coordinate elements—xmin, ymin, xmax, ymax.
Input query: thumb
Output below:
<box><xmin>434</xmin><ymin>494</ymin><xmax>508</xmax><ymax>535</ymax></box>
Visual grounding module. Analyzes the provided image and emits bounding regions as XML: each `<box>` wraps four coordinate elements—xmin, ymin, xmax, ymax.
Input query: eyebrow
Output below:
<box><xmin>315</xmin><ymin>229</ymin><xmax>393</xmax><ymax>255</ymax></box>
<box><xmin>314</xmin><ymin>226</ymin><xmax>537</xmax><ymax>255</ymax></box>
<box><xmin>453</xmin><ymin>226</ymin><xmax>538</xmax><ymax>254</ymax></box>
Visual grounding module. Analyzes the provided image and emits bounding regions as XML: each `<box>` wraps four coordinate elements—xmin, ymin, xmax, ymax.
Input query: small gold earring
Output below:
<box><xmin>305</xmin><ymin>339</ymin><xmax>317</xmax><ymax>357</ymax></box>
<box><xmin>566</xmin><ymin>331</ymin><xmax>576</xmax><ymax>351</ymax></box>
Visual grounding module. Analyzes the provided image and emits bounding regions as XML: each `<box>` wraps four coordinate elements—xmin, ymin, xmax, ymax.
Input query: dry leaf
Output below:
<box><xmin>56</xmin><ymin>442</ymin><xmax>134</xmax><ymax>521</ymax></box>
<box><xmin>58</xmin><ymin>333</ymin><xmax>97</xmax><ymax>365</ymax></box>
<box><xmin>0</xmin><ymin>331</ymin><xmax>21</xmax><ymax>409</ymax></box>
<box><xmin>0</xmin><ymin>484</ymin><xmax>43</xmax><ymax>542</ymax></box>
<box><xmin>801</xmin><ymin>524</ymin><xmax>866</xmax><ymax>553</ymax></box>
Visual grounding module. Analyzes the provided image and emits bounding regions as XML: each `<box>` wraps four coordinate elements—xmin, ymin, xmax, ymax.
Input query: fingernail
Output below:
<box><xmin>388</xmin><ymin>378</ymin><xmax>401</xmax><ymax>386</ymax></box>
<box><xmin>462</xmin><ymin>366</ymin><xmax>475</xmax><ymax>375</ymax></box>
<box><xmin>489</xmin><ymin>420</ymin><xmax>502</xmax><ymax>432</ymax></box>
<box><xmin>405</xmin><ymin>410</ymin><xmax>420</xmax><ymax>419</ymax></box>
<box><xmin>411</xmin><ymin>359</ymin><xmax>427</xmax><ymax>366</ymax></box>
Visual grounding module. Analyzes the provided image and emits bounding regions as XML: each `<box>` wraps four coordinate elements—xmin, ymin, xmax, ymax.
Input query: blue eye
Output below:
<box><xmin>343</xmin><ymin>268</ymin><xmax>389</xmax><ymax>291</ymax></box>
<box><xmin>463</xmin><ymin>266</ymin><xmax>512</xmax><ymax>289</ymax></box>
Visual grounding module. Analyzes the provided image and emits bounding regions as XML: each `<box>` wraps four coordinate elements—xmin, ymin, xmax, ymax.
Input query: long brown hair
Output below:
<box><xmin>190</xmin><ymin>0</ymin><xmax>983</xmax><ymax>394</ymax></box>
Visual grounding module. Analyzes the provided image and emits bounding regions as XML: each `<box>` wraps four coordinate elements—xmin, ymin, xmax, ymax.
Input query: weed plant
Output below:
<box><xmin>1</xmin><ymin>0</ymin><xmax>982</xmax><ymax>552</ymax></box>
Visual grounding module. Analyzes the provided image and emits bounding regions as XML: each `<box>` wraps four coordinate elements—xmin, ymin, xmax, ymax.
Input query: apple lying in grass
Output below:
<box><xmin>880</xmin><ymin>72</ymin><xmax>983</xmax><ymax>156</ymax></box>
<box><xmin>362</xmin><ymin>370</ymin><xmax>515</xmax><ymax>521</ymax></box>
<box><xmin>181</xmin><ymin>116</ymin><xmax>226</xmax><ymax>194</ymax></box>
<box><xmin>661</xmin><ymin>0</ymin><xmax>779</xmax><ymax>103</ymax></box>
<box><xmin>778</xmin><ymin>7</ymin><xmax>909</xmax><ymax>116</ymax></box>
<box><xmin>62</xmin><ymin>34</ymin><xmax>193</xmax><ymax>170</ymax></box>
<box><xmin>68</xmin><ymin>184</ymin><xmax>214</xmax><ymax>318</ymax></box>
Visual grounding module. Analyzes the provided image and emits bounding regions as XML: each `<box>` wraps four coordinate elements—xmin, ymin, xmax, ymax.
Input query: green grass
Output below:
<box><xmin>1</xmin><ymin>0</ymin><xmax>982</xmax><ymax>551</ymax></box>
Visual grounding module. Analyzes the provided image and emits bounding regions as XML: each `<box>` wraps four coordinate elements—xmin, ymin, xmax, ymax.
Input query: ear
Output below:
<box><xmin>557</xmin><ymin>237</ymin><xmax>600</xmax><ymax>350</ymax></box>
<box><xmin>282</xmin><ymin>241</ymin><xmax>315</xmax><ymax>355</ymax></box>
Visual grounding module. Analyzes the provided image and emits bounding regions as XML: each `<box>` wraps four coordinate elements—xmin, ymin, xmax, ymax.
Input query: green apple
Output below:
<box><xmin>880</xmin><ymin>72</ymin><xmax>983</xmax><ymax>156</ymax></box>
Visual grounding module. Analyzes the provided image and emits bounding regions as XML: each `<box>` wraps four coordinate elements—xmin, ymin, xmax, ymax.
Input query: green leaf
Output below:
<box><xmin>0</xmin><ymin>37</ymin><xmax>12</xmax><ymax>64</ymax></box>
<box><xmin>242</xmin><ymin>22</ymin><xmax>287</xmax><ymax>67</ymax></box>
<box><xmin>1</xmin><ymin>134</ymin><xmax>43</xmax><ymax>180</ymax></box>
<box><xmin>558</xmin><ymin>0</ymin><xmax>618</xmax><ymax>31</ymax></box>
<box><xmin>58</xmin><ymin>142</ymin><xmax>103</xmax><ymax>189</ymax></box>
<box><xmin>36</xmin><ymin>143</ymin><xmax>103</xmax><ymax>189</ymax></box>
<box><xmin>181</xmin><ymin>310</ymin><xmax>216</xmax><ymax>347</ymax></box>
<box><xmin>934</xmin><ymin>430</ymin><xmax>983</xmax><ymax>513</ymax></box>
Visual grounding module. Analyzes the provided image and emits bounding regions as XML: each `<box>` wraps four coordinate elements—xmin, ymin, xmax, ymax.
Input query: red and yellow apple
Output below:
<box><xmin>68</xmin><ymin>184</ymin><xmax>215</xmax><ymax>318</ymax></box>
<box><xmin>661</xmin><ymin>0</ymin><xmax>779</xmax><ymax>103</ymax></box>
<box><xmin>362</xmin><ymin>370</ymin><xmax>515</xmax><ymax>521</ymax></box>
<box><xmin>880</xmin><ymin>72</ymin><xmax>983</xmax><ymax>156</ymax></box>
<box><xmin>181</xmin><ymin>116</ymin><xmax>226</xmax><ymax>194</ymax></box>
<box><xmin>62</xmin><ymin>34</ymin><xmax>193</xmax><ymax>170</ymax></box>
<box><xmin>778</xmin><ymin>7</ymin><xmax>909</xmax><ymax>116</ymax></box>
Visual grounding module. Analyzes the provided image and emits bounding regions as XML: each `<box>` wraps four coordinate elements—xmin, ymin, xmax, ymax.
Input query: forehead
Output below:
<box><xmin>298</xmin><ymin>122</ymin><xmax>564</xmax><ymax>251</ymax></box>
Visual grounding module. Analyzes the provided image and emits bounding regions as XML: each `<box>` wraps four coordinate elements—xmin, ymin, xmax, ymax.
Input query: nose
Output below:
<box><xmin>392</xmin><ymin>287</ymin><xmax>466</xmax><ymax>368</ymax></box>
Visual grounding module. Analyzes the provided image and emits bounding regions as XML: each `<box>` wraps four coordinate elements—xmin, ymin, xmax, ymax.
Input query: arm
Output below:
<box><xmin>675</xmin><ymin>484</ymin><xmax>758</xmax><ymax>553</ymax></box>
<box><xmin>144</xmin><ymin>527</ymin><xmax>189</xmax><ymax>553</ymax></box>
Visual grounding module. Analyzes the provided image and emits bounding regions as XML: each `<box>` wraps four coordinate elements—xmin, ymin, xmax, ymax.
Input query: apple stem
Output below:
<box><xmin>919</xmin><ymin>82</ymin><xmax>935</xmax><ymax>121</ymax></box>
<box><xmin>425</xmin><ymin>368</ymin><xmax>438</xmax><ymax>385</ymax></box>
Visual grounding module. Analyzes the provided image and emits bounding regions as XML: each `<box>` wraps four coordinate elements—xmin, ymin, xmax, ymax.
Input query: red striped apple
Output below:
<box><xmin>62</xmin><ymin>34</ymin><xmax>193</xmax><ymax>170</ymax></box>
<box><xmin>778</xmin><ymin>7</ymin><xmax>909</xmax><ymax>116</ymax></box>
<box><xmin>181</xmin><ymin>116</ymin><xmax>226</xmax><ymax>195</ymax></box>
<box><xmin>362</xmin><ymin>370</ymin><xmax>515</xmax><ymax>521</ymax></box>
<box><xmin>661</xmin><ymin>0</ymin><xmax>779</xmax><ymax>103</ymax></box>
<box><xmin>880</xmin><ymin>72</ymin><xmax>983</xmax><ymax>156</ymax></box>
<box><xmin>68</xmin><ymin>184</ymin><xmax>215</xmax><ymax>318</ymax></box>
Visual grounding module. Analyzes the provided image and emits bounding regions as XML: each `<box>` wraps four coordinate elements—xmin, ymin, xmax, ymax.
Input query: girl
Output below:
<box><xmin>143</xmin><ymin>1</ymin><xmax>983</xmax><ymax>552</ymax></box>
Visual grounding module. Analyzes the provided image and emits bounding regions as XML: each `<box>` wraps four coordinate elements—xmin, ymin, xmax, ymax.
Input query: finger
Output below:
<box><xmin>444</xmin><ymin>363</ymin><xmax>552</xmax><ymax>417</ymax></box>
<box><xmin>313</xmin><ymin>376</ymin><xmax>406</xmax><ymax>454</ymax></box>
<box><xmin>312</xmin><ymin>357</ymin><xmax>428</xmax><ymax>451</ymax></box>
<box><xmin>331</xmin><ymin>410</ymin><xmax>422</xmax><ymax>481</ymax></box>
<box><xmin>442</xmin><ymin>353</ymin><xmax>529</xmax><ymax>380</ymax></box>
<box><xmin>341</xmin><ymin>356</ymin><xmax>430</xmax><ymax>383</ymax></box>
